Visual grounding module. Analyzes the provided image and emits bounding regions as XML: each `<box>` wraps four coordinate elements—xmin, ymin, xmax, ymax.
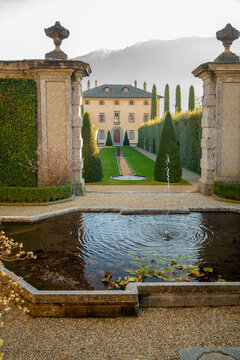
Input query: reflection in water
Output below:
<box><xmin>1</xmin><ymin>212</ymin><xmax>240</xmax><ymax>290</ymax></box>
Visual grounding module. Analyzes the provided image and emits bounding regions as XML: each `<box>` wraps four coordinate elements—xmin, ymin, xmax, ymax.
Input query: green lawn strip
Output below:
<box><xmin>87</xmin><ymin>146</ymin><xmax>189</xmax><ymax>185</ymax></box>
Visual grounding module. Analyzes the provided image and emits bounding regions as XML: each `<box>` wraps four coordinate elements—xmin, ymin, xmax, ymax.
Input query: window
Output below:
<box><xmin>99</xmin><ymin>130</ymin><xmax>105</xmax><ymax>140</ymax></box>
<box><xmin>144</xmin><ymin>100</ymin><xmax>149</xmax><ymax>105</ymax></box>
<box><xmin>128</xmin><ymin>113</ymin><xmax>135</xmax><ymax>123</ymax></box>
<box><xmin>99</xmin><ymin>100</ymin><xmax>105</xmax><ymax>105</ymax></box>
<box><xmin>114</xmin><ymin>100</ymin><xmax>120</xmax><ymax>105</ymax></box>
<box><xmin>122</xmin><ymin>87</ymin><xmax>129</xmax><ymax>92</ymax></box>
<box><xmin>129</xmin><ymin>100</ymin><xmax>134</xmax><ymax>105</ymax></box>
<box><xmin>114</xmin><ymin>112</ymin><xmax>120</xmax><ymax>124</ymax></box>
<box><xmin>129</xmin><ymin>130</ymin><xmax>135</xmax><ymax>140</ymax></box>
<box><xmin>143</xmin><ymin>113</ymin><xmax>149</xmax><ymax>122</ymax></box>
<box><xmin>98</xmin><ymin>113</ymin><xmax>105</xmax><ymax>122</ymax></box>
<box><xmin>85</xmin><ymin>100</ymin><xmax>90</xmax><ymax>105</ymax></box>
<box><xmin>104</xmin><ymin>86</ymin><xmax>111</xmax><ymax>92</ymax></box>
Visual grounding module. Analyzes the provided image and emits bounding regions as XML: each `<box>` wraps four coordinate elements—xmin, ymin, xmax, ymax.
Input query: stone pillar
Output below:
<box><xmin>192</xmin><ymin>24</ymin><xmax>240</xmax><ymax>195</ymax></box>
<box><xmin>72</xmin><ymin>72</ymin><xmax>85</xmax><ymax>195</ymax></box>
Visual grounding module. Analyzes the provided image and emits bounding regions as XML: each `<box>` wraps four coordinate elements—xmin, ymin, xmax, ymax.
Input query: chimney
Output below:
<box><xmin>143</xmin><ymin>82</ymin><xmax>146</xmax><ymax>91</ymax></box>
<box><xmin>95</xmin><ymin>80</ymin><xmax>98</xmax><ymax>87</ymax></box>
<box><xmin>134</xmin><ymin>80</ymin><xmax>137</xmax><ymax>88</ymax></box>
<box><xmin>87</xmin><ymin>80</ymin><xmax>90</xmax><ymax>90</ymax></box>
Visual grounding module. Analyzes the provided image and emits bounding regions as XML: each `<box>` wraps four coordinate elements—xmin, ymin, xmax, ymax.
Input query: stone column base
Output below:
<box><xmin>73</xmin><ymin>181</ymin><xmax>85</xmax><ymax>196</ymax></box>
<box><xmin>198</xmin><ymin>181</ymin><xmax>214</xmax><ymax>196</ymax></box>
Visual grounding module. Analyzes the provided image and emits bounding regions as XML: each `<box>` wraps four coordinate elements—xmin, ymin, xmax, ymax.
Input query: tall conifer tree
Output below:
<box><xmin>151</xmin><ymin>84</ymin><xmax>158</xmax><ymax>119</ymax></box>
<box><xmin>164</xmin><ymin>84</ymin><xmax>170</xmax><ymax>113</ymax></box>
<box><xmin>82</xmin><ymin>112</ymin><xmax>103</xmax><ymax>182</ymax></box>
<box><xmin>154</xmin><ymin>112</ymin><xmax>182</xmax><ymax>182</ymax></box>
<box><xmin>175</xmin><ymin>85</ymin><xmax>181</xmax><ymax>114</ymax></box>
<box><xmin>188</xmin><ymin>85</ymin><xmax>195</xmax><ymax>111</ymax></box>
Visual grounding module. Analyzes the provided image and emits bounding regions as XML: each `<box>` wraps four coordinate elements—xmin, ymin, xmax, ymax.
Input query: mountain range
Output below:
<box><xmin>74</xmin><ymin>37</ymin><xmax>239</xmax><ymax>114</ymax></box>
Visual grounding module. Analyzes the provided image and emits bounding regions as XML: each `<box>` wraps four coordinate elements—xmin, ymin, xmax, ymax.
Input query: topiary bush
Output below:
<box><xmin>0</xmin><ymin>183</ymin><xmax>72</xmax><ymax>203</ymax></box>
<box><xmin>214</xmin><ymin>181</ymin><xmax>240</xmax><ymax>201</ymax></box>
<box><xmin>0</xmin><ymin>79</ymin><xmax>37</xmax><ymax>187</ymax></box>
<box><xmin>164</xmin><ymin>84</ymin><xmax>170</xmax><ymax>113</ymax></box>
<box><xmin>106</xmin><ymin>130</ymin><xmax>113</xmax><ymax>146</ymax></box>
<box><xmin>82</xmin><ymin>112</ymin><xmax>103</xmax><ymax>183</ymax></box>
<box><xmin>154</xmin><ymin>112</ymin><xmax>182</xmax><ymax>182</ymax></box>
<box><xmin>123</xmin><ymin>130</ymin><xmax>130</xmax><ymax>146</ymax></box>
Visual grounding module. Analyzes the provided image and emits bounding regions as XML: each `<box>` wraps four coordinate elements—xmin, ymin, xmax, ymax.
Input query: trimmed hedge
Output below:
<box><xmin>138</xmin><ymin>109</ymin><xmax>202</xmax><ymax>174</ymax></box>
<box><xmin>0</xmin><ymin>78</ymin><xmax>38</xmax><ymax>187</ymax></box>
<box><xmin>214</xmin><ymin>181</ymin><xmax>240</xmax><ymax>201</ymax></box>
<box><xmin>0</xmin><ymin>183</ymin><xmax>72</xmax><ymax>203</ymax></box>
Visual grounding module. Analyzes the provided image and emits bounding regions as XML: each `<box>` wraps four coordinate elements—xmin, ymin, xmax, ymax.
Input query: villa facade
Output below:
<box><xmin>83</xmin><ymin>81</ymin><xmax>163</xmax><ymax>145</ymax></box>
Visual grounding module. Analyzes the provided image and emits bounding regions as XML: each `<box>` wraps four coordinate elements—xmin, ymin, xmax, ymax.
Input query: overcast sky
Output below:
<box><xmin>0</xmin><ymin>0</ymin><xmax>240</xmax><ymax>60</ymax></box>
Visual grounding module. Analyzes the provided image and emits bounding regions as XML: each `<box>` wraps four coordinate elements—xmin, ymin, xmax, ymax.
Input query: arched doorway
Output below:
<box><xmin>114</xmin><ymin>128</ymin><xmax>120</xmax><ymax>144</ymax></box>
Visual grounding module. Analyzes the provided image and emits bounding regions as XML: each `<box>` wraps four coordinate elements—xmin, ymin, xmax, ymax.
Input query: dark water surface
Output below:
<box><xmin>2</xmin><ymin>212</ymin><xmax>240</xmax><ymax>290</ymax></box>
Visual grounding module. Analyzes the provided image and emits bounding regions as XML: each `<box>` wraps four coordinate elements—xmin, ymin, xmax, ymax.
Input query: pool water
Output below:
<box><xmin>1</xmin><ymin>212</ymin><xmax>240</xmax><ymax>290</ymax></box>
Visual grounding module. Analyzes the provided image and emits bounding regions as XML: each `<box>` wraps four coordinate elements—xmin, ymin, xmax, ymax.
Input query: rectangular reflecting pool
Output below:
<box><xmin>1</xmin><ymin>212</ymin><xmax>240</xmax><ymax>290</ymax></box>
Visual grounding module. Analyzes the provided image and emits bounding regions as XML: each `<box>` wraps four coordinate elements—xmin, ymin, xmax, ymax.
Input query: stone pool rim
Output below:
<box><xmin>0</xmin><ymin>205</ymin><xmax>240</xmax><ymax>223</ymax></box>
<box><xmin>1</xmin><ymin>206</ymin><xmax>240</xmax><ymax>317</ymax></box>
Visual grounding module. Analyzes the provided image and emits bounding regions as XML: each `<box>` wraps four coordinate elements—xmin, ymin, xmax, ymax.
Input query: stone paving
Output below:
<box><xmin>179</xmin><ymin>347</ymin><xmax>240</xmax><ymax>360</ymax></box>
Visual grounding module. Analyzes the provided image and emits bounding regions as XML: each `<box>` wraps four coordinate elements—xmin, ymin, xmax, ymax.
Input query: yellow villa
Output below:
<box><xmin>83</xmin><ymin>81</ymin><xmax>163</xmax><ymax>145</ymax></box>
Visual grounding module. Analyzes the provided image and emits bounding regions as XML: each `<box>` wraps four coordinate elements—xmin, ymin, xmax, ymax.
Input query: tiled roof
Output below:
<box><xmin>83</xmin><ymin>84</ymin><xmax>163</xmax><ymax>99</ymax></box>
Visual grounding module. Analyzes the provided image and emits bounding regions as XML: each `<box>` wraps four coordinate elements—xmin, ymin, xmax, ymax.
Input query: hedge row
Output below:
<box><xmin>214</xmin><ymin>181</ymin><xmax>240</xmax><ymax>201</ymax></box>
<box><xmin>0</xmin><ymin>79</ymin><xmax>38</xmax><ymax>187</ymax></box>
<box><xmin>138</xmin><ymin>109</ymin><xmax>202</xmax><ymax>174</ymax></box>
<box><xmin>0</xmin><ymin>183</ymin><xmax>72</xmax><ymax>203</ymax></box>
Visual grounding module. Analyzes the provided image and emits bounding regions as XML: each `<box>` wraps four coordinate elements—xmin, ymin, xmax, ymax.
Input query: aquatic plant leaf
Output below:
<box><xmin>171</xmin><ymin>261</ymin><xmax>177</xmax><ymax>266</ymax></box>
<box><xmin>203</xmin><ymin>267</ymin><xmax>213</xmax><ymax>273</ymax></box>
<box><xmin>101</xmin><ymin>272</ymin><xmax>112</xmax><ymax>283</ymax></box>
<box><xmin>191</xmin><ymin>270</ymin><xmax>200</xmax><ymax>277</ymax></box>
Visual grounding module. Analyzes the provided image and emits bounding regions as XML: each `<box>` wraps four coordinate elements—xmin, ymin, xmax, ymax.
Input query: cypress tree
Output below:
<box><xmin>123</xmin><ymin>130</ymin><xmax>130</xmax><ymax>146</ymax></box>
<box><xmin>188</xmin><ymin>85</ymin><xmax>195</xmax><ymax>111</ymax></box>
<box><xmin>106</xmin><ymin>130</ymin><xmax>113</xmax><ymax>146</ymax></box>
<box><xmin>82</xmin><ymin>112</ymin><xmax>103</xmax><ymax>182</ymax></box>
<box><xmin>164</xmin><ymin>84</ymin><xmax>170</xmax><ymax>113</ymax></box>
<box><xmin>175</xmin><ymin>85</ymin><xmax>181</xmax><ymax>114</ymax></box>
<box><xmin>150</xmin><ymin>84</ymin><xmax>158</xmax><ymax>119</ymax></box>
<box><xmin>154</xmin><ymin>112</ymin><xmax>182</xmax><ymax>182</ymax></box>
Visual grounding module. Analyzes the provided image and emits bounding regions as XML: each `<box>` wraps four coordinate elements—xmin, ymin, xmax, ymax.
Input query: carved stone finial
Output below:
<box><xmin>44</xmin><ymin>21</ymin><xmax>70</xmax><ymax>60</ymax></box>
<box><xmin>215</xmin><ymin>23</ymin><xmax>240</xmax><ymax>62</ymax></box>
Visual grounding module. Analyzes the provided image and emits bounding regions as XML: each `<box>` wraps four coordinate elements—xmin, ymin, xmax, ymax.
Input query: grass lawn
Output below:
<box><xmin>87</xmin><ymin>146</ymin><xmax>189</xmax><ymax>185</ymax></box>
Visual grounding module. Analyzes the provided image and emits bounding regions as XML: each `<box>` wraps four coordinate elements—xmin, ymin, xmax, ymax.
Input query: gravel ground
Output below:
<box><xmin>0</xmin><ymin>192</ymin><xmax>239</xmax><ymax>217</ymax></box>
<box><xmin>2</xmin><ymin>306</ymin><xmax>240</xmax><ymax>360</ymax></box>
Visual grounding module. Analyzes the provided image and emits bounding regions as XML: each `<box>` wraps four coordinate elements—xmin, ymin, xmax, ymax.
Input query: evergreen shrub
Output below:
<box><xmin>154</xmin><ymin>112</ymin><xmax>182</xmax><ymax>182</ymax></box>
<box><xmin>0</xmin><ymin>183</ymin><xmax>72</xmax><ymax>203</ymax></box>
<box><xmin>214</xmin><ymin>181</ymin><xmax>240</xmax><ymax>201</ymax></box>
<box><xmin>0</xmin><ymin>79</ymin><xmax>37</xmax><ymax>187</ymax></box>
<box><xmin>82</xmin><ymin>112</ymin><xmax>103</xmax><ymax>182</ymax></box>
<box><xmin>106</xmin><ymin>130</ymin><xmax>113</xmax><ymax>146</ymax></box>
<box><xmin>123</xmin><ymin>130</ymin><xmax>130</xmax><ymax>146</ymax></box>
<box><xmin>138</xmin><ymin>109</ymin><xmax>202</xmax><ymax>173</ymax></box>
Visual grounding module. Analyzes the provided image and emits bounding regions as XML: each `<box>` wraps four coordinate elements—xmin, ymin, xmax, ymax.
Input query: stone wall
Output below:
<box><xmin>0</xmin><ymin>60</ymin><xmax>91</xmax><ymax>195</ymax></box>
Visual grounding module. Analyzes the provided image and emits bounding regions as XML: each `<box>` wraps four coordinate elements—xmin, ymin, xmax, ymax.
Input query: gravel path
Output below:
<box><xmin>0</xmin><ymin>192</ymin><xmax>239</xmax><ymax>218</ymax></box>
<box><xmin>3</xmin><ymin>306</ymin><xmax>240</xmax><ymax>360</ymax></box>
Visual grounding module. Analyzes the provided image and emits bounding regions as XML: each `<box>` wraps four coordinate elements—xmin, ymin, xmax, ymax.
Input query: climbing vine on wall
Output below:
<box><xmin>0</xmin><ymin>79</ymin><xmax>37</xmax><ymax>186</ymax></box>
